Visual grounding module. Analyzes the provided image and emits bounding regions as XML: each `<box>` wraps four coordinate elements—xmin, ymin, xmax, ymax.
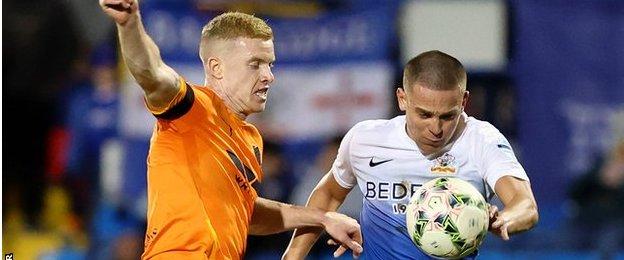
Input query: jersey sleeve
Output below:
<box><xmin>479</xmin><ymin>131</ymin><xmax>529</xmax><ymax>193</ymax></box>
<box><xmin>146</xmin><ymin>77</ymin><xmax>195</xmax><ymax>120</ymax></box>
<box><xmin>331</xmin><ymin>126</ymin><xmax>358</xmax><ymax>189</ymax></box>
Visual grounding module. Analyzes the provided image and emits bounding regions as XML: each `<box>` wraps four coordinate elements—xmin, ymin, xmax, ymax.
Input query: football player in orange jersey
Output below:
<box><xmin>99</xmin><ymin>0</ymin><xmax>363</xmax><ymax>259</ymax></box>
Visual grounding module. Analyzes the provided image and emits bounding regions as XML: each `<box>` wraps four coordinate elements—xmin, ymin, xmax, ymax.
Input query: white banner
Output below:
<box><xmin>399</xmin><ymin>0</ymin><xmax>507</xmax><ymax>72</ymax></box>
<box><xmin>251</xmin><ymin>62</ymin><xmax>395</xmax><ymax>140</ymax></box>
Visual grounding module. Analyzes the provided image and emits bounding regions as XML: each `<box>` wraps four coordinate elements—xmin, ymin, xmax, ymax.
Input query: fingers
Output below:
<box><xmin>491</xmin><ymin>215</ymin><xmax>504</xmax><ymax>228</ymax></box>
<box><xmin>349</xmin><ymin>240</ymin><xmax>364</xmax><ymax>255</ymax></box>
<box><xmin>336</xmin><ymin>241</ymin><xmax>362</xmax><ymax>259</ymax></box>
<box><xmin>350</xmin><ymin>240</ymin><xmax>362</xmax><ymax>258</ymax></box>
<box><xmin>102</xmin><ymin>0</ymin><xmax>133</xmax><ymax>5</ymax></box>
<box><xmin>490</xmin><ymin>214</ymin><xmax>511</xmax><ymax>241</ymax></box>
<box><xmin>488</xmin><ymin>204</ymin><xmax>499</xmax><ymax>219</ymax></box>
<box><xmin>121</xmin><ymin>0</ymin><xmax>135</xmax><ymax>8</ymax></box>
<box><xmin>104</xmin><ymin>4</ymin><xmax>128</xmax><ymax>12</ymax></box>
<box><xmin>100</xmin><ymin>0</ymin><xmax>139</xmax><ymax>25</ymax></box>
<box><xmin>345</xmin><ymin>240</ymin><xmax>363</xmax><ymax>255</ymax></box>
<box><xmin>328</xmin><ymin>238</ymin><xmax>362</xmax><ymax>258</ymax></box>
<box><xmin>101</xmin><ymin>0</ymin><xmax>121</xmax><ymax>6</ymax></box>
<box><xmin>500</xmin><ymin>222</ymin><xmax>510</xmax><ymax>241</ymax></box>
<box><xmin>104</xmin><ymin>2</ymin><xmax>132</xmax><ymax>12</ymax></box>
<box><xmin>352</xmin><ymin>225</ymin><xmax>363</xmax><ymax>244</ymax></box>
<box><xmin>352</xmin><ymin>229</ymin><xmax>363</xmax><ymax>258</ymax></box>
<box><xmin>101</xmin><ymin>0</ymin><xmax>135</xmax><ymax>11</ymax></box>
<box><xmin>323</xmin><ymin>212</ymin><xmax>363</xmax><ymax>257</ymax></box>
<box><xmin>333</xmin><ymin>245</ymin><xmax>347</xmax><ymax>258</ymax></box>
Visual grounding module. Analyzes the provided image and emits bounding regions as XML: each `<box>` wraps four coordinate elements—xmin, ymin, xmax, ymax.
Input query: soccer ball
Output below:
<box><xmin>406</xmin><ymin>177</ymin><xmax>488</xmax><ymax>259</ymax></box>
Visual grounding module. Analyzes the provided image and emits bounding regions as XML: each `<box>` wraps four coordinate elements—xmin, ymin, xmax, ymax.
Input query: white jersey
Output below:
<box><xmin>331</xmin><ymin>114</ymin><xmax>528</xmax><ymax>259</ymax></box>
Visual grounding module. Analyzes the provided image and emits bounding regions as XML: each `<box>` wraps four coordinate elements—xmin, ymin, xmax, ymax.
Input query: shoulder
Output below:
<box><xmin>461</xmin><ymin>116</ymin><xmax>514</xmax><ymax>155</ymax></box>
<box><xmin>189</xmin><ymin>84</ymin><xmax>216</xmax><ymax>103</ymax></box>
<box><xmin>349</xmin><ymin>116</ymin><xmax>403</xmax><ymax>135</ymax></box>
<box><xmin>152</xmin><ymin>82</ymin><xmax>224</xmax><ymax>123</ymax></box>
<box><xmin>185</xmin><ymin>84</ymin><xmax>227</xmax><ymax>115</ymax></box>
<box><xmin>345</xmin><ymin>115</ymin><xmax>404</xmax><ymax>145</ymax></box>
<box><xmin>464</xmin><ymin>116</ymin><xmax>506</xmax><ymax>143</ymax></box>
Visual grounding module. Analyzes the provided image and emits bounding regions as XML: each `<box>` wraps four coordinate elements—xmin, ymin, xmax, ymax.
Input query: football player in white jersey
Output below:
<box><xmin>283</xmin><ymin>50</ymin><xmax>539</xmax><ymax>259</ymax></box>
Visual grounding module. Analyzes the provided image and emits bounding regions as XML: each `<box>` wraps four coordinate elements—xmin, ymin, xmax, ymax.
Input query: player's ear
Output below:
<box><xmin>396</xmin><ymin>87</ymin><xmax>407</xmax><ymax>112</ymax></box>
<box><xmin>461</xmin><ymin>90</ymin><xmax>469</xmax><ymax>110</ymax></box>
<box><xmin>207</xmin><ymin>57</ymin><xmax>224</xmax><ymax>79</ymax></box>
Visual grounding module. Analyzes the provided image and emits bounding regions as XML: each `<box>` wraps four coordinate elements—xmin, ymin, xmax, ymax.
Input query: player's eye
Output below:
<box><xmin>249</xmin><ymin>61</ymin><xmax>260</xmax><ymax>69</ymax></box>
<box><xmin>268</xmin><ymin>62</ymin><xmax>274</xmax><ymax>68</ymax></box>
<box><xmin>419</xmin><ymin>112</ymin><xmax>432</xmax><ymax>119</ymax></box>
<box><xmin>440</xmin><ymin>114</ymin><xmax>456</xmax><ymax>121</ymax></box>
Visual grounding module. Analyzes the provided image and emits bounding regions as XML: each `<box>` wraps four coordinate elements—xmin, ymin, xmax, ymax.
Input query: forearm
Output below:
<box><xmin>116</xmin><ymin>14</ymin><xmax>178</xmax><ymax>100</ymax></box>
<box><xmin>250</xmin><ymin>197</ymin><xmax>326</xmax><ymax>236</ymax></box>
<box><xmin>493</xmin><ymin>176</ymin><xmax>539</xmax><ymax>239</ymax></box>
<box><xmin>502</xmin><ymin>196</ymin><xmax>539</xmax><ymax>235</ymax></box>
<box><xmin>284</xmin><ymin>183</ymin><xmax>347</xmax><ymax>259</ymax></box>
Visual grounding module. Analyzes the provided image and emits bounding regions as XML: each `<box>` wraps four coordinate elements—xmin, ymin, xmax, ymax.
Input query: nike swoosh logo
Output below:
<box><xmin>369</xmin><ymin>158</ymin><xmax>393</xmax><ymax>167</ymax></box>
<box><xmin>497</xmin><ymin>144</ymin><xmax>511</xmax><ymax>150</ymax></box>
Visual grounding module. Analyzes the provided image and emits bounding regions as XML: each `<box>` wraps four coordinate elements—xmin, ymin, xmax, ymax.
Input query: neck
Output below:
<box><xmin>218</xmin><ymin>91</ymin><xmax>248</xmax><ymax>120</ymax></box>
<box><xmin>206</xmin><ymin>78</ymin><xmax>247</xmax><ymax>120</ymax></box>
<box><xmin>232</xmin><ymin>109</ymin><xmax>247</xmax><ymax>120</ymax></box>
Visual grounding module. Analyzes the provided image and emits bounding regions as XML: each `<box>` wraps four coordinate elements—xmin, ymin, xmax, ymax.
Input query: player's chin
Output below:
<box><xmin>422</xmin><ymin>140</ymin><xmax>442</xmax><ymax>148</ymax></box>
<box><xmin>420</xmin><ymin>141</ymin><xmax>445</xmax><ymax>154</ymax></box>
<box><xmin>427</xmin><ymin>136</ymin><xmax>449</xmax><ymax>146</ymax></box>
<box><xmin>249</xmin><ymin>102</ymin><xmax>267</xmax><ymax>113</ymax></box>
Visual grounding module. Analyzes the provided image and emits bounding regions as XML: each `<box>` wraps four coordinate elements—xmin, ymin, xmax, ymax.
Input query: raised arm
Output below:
<box><xmin>99</xmin><ymin>0</ymin><xmax>180</xmax><ymax>110</ymax></box>
<box><xmin>489</xmin><ymin>176</ymin><xmax>539</xmax><ymax>240</ymax></box>
<box><xmin>280</xmin><ymin>172</ymin><xmax>354</xmax><ymax>259</ymax></box>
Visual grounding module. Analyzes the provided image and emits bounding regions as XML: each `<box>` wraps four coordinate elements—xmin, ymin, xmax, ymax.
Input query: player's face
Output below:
<box><xmin>397</xmin><ymin>84</ymin><xmax>468</xmax><ymax>156</ymax></box>
<box><xmin>222</xmin><ymin>37</ymin><xmax>275</xmax><ymax>116</ymax></box>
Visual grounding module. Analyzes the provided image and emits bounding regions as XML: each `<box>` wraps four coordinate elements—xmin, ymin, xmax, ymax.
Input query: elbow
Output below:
<box><xmin>529</xmin><ymin>204</ymin><xmax>539</xmax><ymax>228</ymax></box>
<box><xmin>129</xmin><ymin>60</ymin><xmax>175</xmax><ymax>87</ymax></box>
<box><xmin>523</xmin><ymin>202</ymin><xmax>539</xmax><ymax>230</ymax></box>
<box><xmin>135</xmin><ymin>68</ymin><xmax>168</xmax><ymax>88</ymax></box>
<box><xmin>140</xmin><ymin>71</ymin><xmax>179</xmax><ymax>104</ymax></box>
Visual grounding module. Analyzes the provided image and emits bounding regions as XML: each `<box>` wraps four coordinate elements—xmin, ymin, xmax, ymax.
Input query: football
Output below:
<box><xmin>406</xmin><ymin>177</ymin><xmax>489</xmax><ymax>259</ymax></box>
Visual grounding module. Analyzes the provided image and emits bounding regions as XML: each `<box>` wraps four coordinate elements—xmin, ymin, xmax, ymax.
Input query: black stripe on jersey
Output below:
<box><xmin>253</xmin><ymin>146</ymin><xmax>261</xmax><ymax>165</ymax></box>
<box><xmin>154</xmin><ymin>83</ymin><xmax>195</xmax><ymax>120</ymax></box>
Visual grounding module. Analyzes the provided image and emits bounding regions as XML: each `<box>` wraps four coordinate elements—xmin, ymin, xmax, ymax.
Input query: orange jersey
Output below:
<box><xmin>141</xmin><ymin>79</ymin><xmax>264</xmax><ymax>259</ymax></box>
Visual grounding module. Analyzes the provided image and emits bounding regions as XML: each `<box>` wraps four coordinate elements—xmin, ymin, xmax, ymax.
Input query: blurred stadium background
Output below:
<box><xmin>3</xmin><ymin>0</ymin><xmax>624</xmax><ymax>259</ymax></box>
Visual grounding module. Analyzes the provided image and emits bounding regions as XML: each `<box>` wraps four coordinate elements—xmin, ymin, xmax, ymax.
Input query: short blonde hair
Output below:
<box><xmin>202</xmin><ymin>12</ymin><xmax>272</xmax><ymax>40</ymax></box>
<box><xmin>200</xmin><ymin>12</ymin><xmax>273</xmax><ymax>62</ymax></box>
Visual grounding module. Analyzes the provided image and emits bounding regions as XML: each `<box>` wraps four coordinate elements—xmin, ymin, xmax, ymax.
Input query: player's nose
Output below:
<box><xmin>260</xmin><ymin>65</ymin><xmax>274</xmax><ymax>84</ymax></box>
<box><xmin>429</xmin><ymin>119</ymin><xmax>443</xmax><ymax>137</ymax></box>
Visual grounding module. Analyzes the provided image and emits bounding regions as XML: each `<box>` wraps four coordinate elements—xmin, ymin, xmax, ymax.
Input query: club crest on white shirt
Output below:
<box><xmin>430</xmin><ymin>153</ymin><xmax>457</xmax><ymax>174</ymax></box>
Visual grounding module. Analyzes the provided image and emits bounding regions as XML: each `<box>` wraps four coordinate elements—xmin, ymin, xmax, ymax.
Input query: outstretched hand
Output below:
<box><xmin>321</xmin><ymin>212</ymin><xmax>363</xmax><ymax>258</ymax></box>
<box><xmin>99</xmin><ymin>0</ymin><xmax>139</xmax><ymax>25</ymax></box>
<box><xmin>488</xmin><ymin>204</ymin><xmax>510</xmax><ymax>241</ymax></box>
